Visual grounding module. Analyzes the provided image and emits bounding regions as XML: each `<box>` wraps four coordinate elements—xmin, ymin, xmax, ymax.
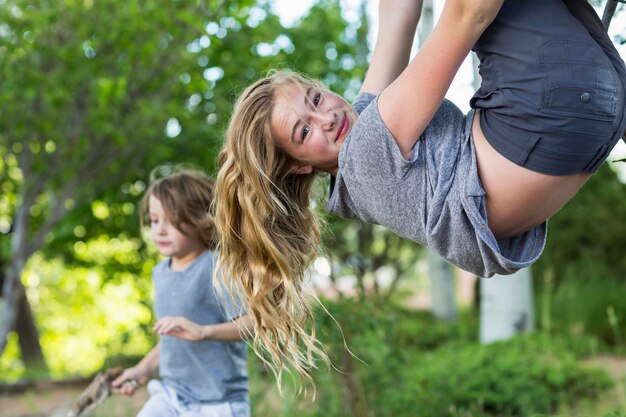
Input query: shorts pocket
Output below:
<box><xmin>542</xmin><ymin>83</ymin><xmax>617</xmax><ymax>122</ymax></box>
<box><xmin>539</xmin><ymin>39</ymin><xmax>619</xmax><ymax>136</ymax></box>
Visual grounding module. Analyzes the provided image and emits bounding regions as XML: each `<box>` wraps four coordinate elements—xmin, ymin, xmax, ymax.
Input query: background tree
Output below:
<box><xmin>0</xmin><ymin>0</ymin><xmax>374</xmax><ymax>378</ymax></box>
<box><xmin>0</xmin><ymin>0</ymin><xmax>224</xmax><ymax>367</ymax></box>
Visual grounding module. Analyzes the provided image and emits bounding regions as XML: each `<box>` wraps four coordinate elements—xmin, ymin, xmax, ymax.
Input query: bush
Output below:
<box><xmin>296</xmin><ymin>298</ymin><xmax>615</xmax><ymax>417</ymax></box>
<box><xmin>383</xmin><ymin>335</ymin><xmax>613</xmax><ymax>417</ymax></box>
<box><xmin>537</xmin><ymin>271</ymin><xmax>626</xmax><ymax>348</ymax></box>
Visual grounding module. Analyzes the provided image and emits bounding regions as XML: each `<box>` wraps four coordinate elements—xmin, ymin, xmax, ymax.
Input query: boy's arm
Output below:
<box><xmin>133</xmin><ymin>345</ymin><xmax>160</xmax><ymax>376</ymax></box>
<box><xmin>202</xmin><ymin>314</ymin><xmax>255</xmax><ymax>342</ymax></box>
<box><xmin>154</xmin><ymin>314</ymin><xmax>254</xmax><ymax>342</ymax></box>
<box><xmin>112</xmin><ymin>345</ymin><xmax>160</xmax><ymax>395</ymax></box>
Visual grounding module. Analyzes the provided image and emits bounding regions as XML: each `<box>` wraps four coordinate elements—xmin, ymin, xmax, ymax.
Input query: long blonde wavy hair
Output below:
<box><xmin>213</xmin><ymin>70</ymin><xmax>330</xmax><ymax>391</ymax></box>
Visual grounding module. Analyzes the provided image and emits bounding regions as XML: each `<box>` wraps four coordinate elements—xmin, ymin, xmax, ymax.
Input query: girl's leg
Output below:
<box><xmin>471</xmin><ymin>0</ymin><xmax>626</xmax><ymax>175</ymax></box>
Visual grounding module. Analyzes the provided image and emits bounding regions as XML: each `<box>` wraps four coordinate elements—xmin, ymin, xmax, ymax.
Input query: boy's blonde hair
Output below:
<box><xmin>213</xmin><ymin>70</ymin><xmax>329</xmax><ymax>391</ymax></box>
<box><xmin>140</xmin><ymin>167</ymin><xmax>216</xmax><ymax>250</ymax></box>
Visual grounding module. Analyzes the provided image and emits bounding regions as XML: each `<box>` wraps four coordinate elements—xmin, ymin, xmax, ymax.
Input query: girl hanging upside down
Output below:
<box><xmin>213</xmin><ymin>0</ymin><xmax>626</xmax><ymax>385</ymax></box>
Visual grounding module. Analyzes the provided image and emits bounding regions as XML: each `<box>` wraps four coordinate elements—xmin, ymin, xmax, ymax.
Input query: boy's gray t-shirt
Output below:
<box><xmin>152</xmin><ymin>250</ymin><xmax>248</xmax><ymax>403</ymax></box>
<box><xmin>327</xmin><ymin>93</ymin><xmax>547</xmax><ymax>278</ymax></box>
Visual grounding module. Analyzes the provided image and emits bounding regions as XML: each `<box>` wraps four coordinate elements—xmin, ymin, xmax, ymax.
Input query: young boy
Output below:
<box><xmin>113</xmin><ymin>169</ymin><xmax>253</xmax><ymax>417</ymax></box>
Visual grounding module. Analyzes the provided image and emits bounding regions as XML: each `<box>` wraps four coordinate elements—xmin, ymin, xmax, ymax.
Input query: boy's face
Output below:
<box><xmin>148</xmin><ymin>195</ymin><xmax>204</xmax><ymax>263</ymax></box>
<box><xmin>271</xmin><ymin>82</ymin><xmax>357</xmax><ymax>175</ymax></box>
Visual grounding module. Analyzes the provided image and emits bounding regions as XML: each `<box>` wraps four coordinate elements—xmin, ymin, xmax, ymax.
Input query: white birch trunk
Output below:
<box><xmin>479</xmin><ymin>268</ymin><xmax>534</xmax><ymax>344</ymax></box>
<box><xmin>427</xmin><ymin>248</ymin><xmax>458</xmax><ymax>322</ymax></box>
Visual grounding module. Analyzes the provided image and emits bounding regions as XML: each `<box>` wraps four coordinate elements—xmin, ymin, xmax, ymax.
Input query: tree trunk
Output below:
<box><xmin>1</xmin><ymin>262</ymin><xmax>26</xmax><ymax>355</ymax></box>
<box><xmin>479</xmin><ymin>268</ymin><xmax>534</xmax><ymax>344</ymax></box>
<box><xmin>1</xmin><ymin>263</ymin><xmax>48</xmax><ymax>370</ymax></box>
<box><xmin>341</xmin><ymin>348</ymin><xmax>369</xmax><ymax>417</ymax></box>
<box><xmin>427</xmin><ymin>247</ymin><xmax>458</xmax><ymax>321</ymax></box>
<box><xmin>0</xmin><ymin>258</ymin><xmax>46</xmax><ymax>368</ymax></box>
<box><xmin>16</xmin><ymin>291</ymin><xmax>47</xmax><ymax>369</ymax></box>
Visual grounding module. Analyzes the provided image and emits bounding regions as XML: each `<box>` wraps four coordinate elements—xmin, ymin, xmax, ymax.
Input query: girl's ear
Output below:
<box><xmin>291</xmin><ymin>165</ymin><xmax>313</xmax><ymax>175</ymax></box>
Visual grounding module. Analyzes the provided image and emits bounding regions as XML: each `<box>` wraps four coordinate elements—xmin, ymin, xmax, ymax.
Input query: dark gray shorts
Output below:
<box><xmin>470</xmin><ymin>0</ymin><xmax>626</xmax><ymax>175</ymax></box>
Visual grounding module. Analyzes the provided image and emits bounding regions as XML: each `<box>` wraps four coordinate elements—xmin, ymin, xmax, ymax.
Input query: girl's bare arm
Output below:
<box><xmin>359</xmin><ymin>0</ymin><xmax>423</xmax><ymax>96</ymax></box>
<box><xmin>378</xmin><ymin>0</ymin><xmax>504</xmax><ymax>159</ymax></box>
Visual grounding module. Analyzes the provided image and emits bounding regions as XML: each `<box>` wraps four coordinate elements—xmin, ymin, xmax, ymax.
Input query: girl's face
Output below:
<box><xmin>271</xmin><ymin>82</ymin><xmax>357</xmax><ymax>175</ymax></box>
<box><xmin>148</xmin><ymin>195</ymin><xmax>204</xmax><ymax>269</ymax></box>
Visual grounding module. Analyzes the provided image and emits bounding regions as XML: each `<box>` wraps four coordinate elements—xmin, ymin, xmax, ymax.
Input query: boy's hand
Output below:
<box><xmin>111</xmin><ymin>368</ymin><xmax>144</xmax><ymax>396</ymax></box>
<box><xmin>154</xmin><ymin>316</ymin><xmax>206</xmax><ymax>341</ymax></box>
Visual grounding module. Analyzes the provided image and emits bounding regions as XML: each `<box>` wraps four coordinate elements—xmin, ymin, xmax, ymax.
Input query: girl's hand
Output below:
<box><xmin>154</xmin><ymin>316</ymin><xmax>206</xmax><ymax>341</ymax></box>
<box><xmin>111</xmin><ymin>367</ymin><xmax>145</xmax><ymax>396</ymax></box>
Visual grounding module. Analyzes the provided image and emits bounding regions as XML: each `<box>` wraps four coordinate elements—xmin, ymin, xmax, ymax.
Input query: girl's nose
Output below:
<box><xmin>312</xmin><ymin>111</ymin><xmax>336</xmax><ymax>130</ymax></box>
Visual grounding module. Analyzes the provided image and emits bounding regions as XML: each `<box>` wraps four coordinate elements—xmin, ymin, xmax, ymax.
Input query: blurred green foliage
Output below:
<box><xmin>535</xmin><ymin>165</ymin><xmax>626</xmax><ymax>345</ymax></box>
<box><xmin>0</xmin><ymin>0</ymin><xmax>370</xmax><ymax>272</ymax></box>
<box><xmin>247</xmin><ymin>298</ymin><xmax>618</xmax><ymax>417</ymax></box>
<box><xmin>0</xmin><ymin>0</ymin><xmax>373</xmax><ymax>379</ymax></box>
<box><xmin>0</xmin><ymin>237</ymin><xmax>157</xmax><ymax>380</ymax></box>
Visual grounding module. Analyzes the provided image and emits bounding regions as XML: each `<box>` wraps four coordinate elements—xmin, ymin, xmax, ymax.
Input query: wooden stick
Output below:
<box><xmin>66</xmin><ymin>368</ymin><xmax>125</xmax><ymax>417</ymax></box>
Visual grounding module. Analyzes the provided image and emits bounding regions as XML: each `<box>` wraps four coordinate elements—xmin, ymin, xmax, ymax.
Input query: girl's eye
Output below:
<box><xmin>301</xmin><ymin>125</ymin><xmax>310</xmax><ymax>140</ymax></box>
<box><xmin>313</xmin><ymin>93</ymin><xmax>321</xmax><ymax>107</ymax></box>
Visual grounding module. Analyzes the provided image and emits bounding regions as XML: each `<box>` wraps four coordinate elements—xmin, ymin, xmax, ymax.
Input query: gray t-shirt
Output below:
<box><xmin>153</xmin><ymin>250</ymin><xmax>248</xmax><ymax>403</ymax></box>
<box><xmin>327</xmin><ymin>93</ymin><xmax>546</xmax><ymax>278</ymax></box>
